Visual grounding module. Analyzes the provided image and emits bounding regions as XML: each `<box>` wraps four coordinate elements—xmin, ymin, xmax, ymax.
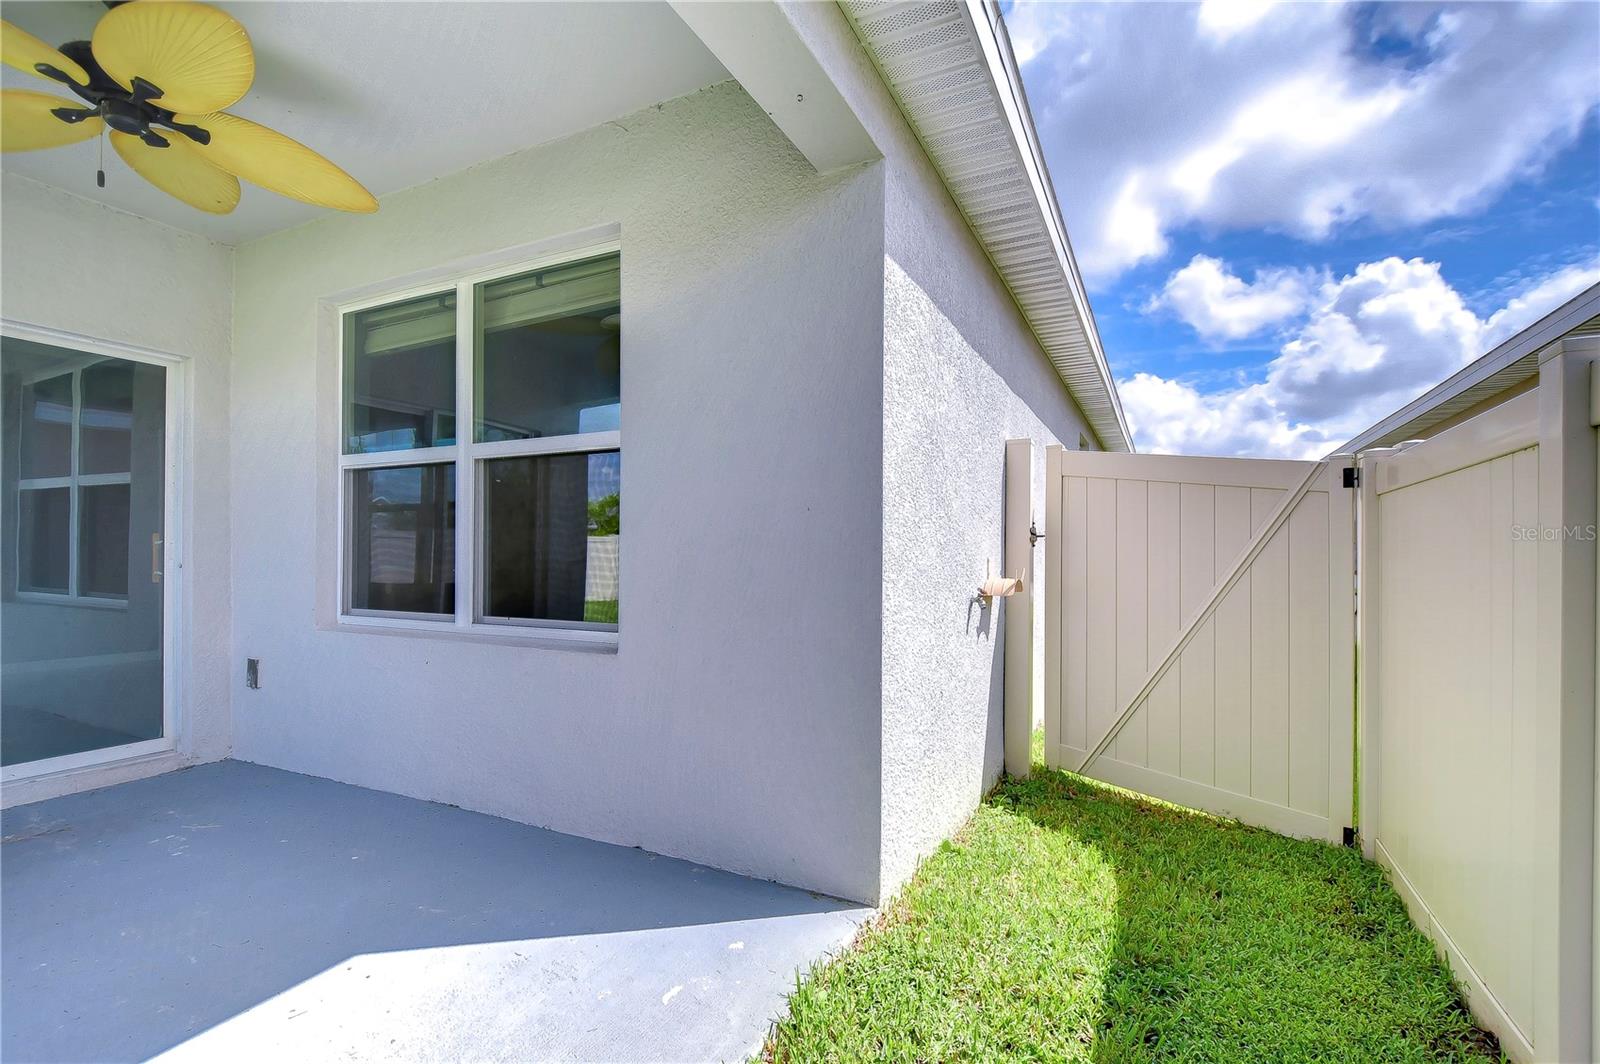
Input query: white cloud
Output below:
<box><xmin>1122</xmin><ymin>255</ymin><xmax>1599</xmax><ymax>458</ymax></box>
<box><xmin>1004</xmin><ymin>1</ymin><xmax>1075</xmax><ymax>65</ymax></box>
<box><xmin>1147</xmin><ymin>255</ymin><xmax>1317</xmax><ymax>340</ymax></box>
<box><xmin>1120</xmin><ymin>373</ymin><xmax>1313</xmax><ymax>460</ymax></box>
<box><xmin>1196</xmin><ymin>0</ymin><xmax>1281</xmax><ymax>42</ymax></box>
<box><xmin>1011</xmin><ymin>1</ymin><xmax>1600</xmax><ymax>282</ymax></box>
<box><xmin>1266</xmin><ymin>257</ymin><xmax>1482</xmax><ymax>427</ymax></box>
<box><xmin>1482</xmin><ymin>259</ymin><xmax>1600</xmax><ymax>347</ymax></box>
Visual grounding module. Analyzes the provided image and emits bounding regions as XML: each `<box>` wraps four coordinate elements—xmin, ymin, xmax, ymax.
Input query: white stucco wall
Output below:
<box><xmin>228</xmin><ymin>82</ymin><xmax>887</xmax><ymax>903</ymax></box>
<box><xmin>0</xmin><ymin>173</ymin><xmax>235</xmax><ymax>802</ymax></box>
<box><xmin>782</xmin><ymin>3</ymin><xmax>1099</xmax><ymax>896</ymax></box>
<box><xmin>3</xmin><ymin>10</ymin><xmax>1103</xmax><ymax>905</ymax></box>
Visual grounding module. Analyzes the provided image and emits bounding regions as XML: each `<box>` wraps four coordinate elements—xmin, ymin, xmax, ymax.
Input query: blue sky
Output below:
<box><xmin>1004</xmin><ymin>0</ymin><xmax>1600</xmax><ymax>457</ymax></box>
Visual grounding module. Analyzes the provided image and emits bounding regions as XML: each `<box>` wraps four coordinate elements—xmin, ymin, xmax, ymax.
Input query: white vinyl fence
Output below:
<box><xmin>1030</xmin><ymin>338</ymin><xmax>1596</xmax><ymax>1063</ymax></box>
<box><xmin>1358</xmin><ymin>341</ymin><xmax>1597</xmax><ymax>1063</ymax></box>
<box><xmin>1043</xmin><ymin>450</ymin><xmax>1354</xmax><ymax>843</ymax></box>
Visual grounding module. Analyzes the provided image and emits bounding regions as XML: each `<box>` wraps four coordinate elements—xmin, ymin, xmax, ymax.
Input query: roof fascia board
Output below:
<box><xmin>680</xmin><ymin>0</ymin><xmax>1132</xmax><ymax>452</ymax></box>
<box><xmin>670</xmin><ymin>1</ymin><xmax>881</xmax><ymax>174</ymax></box>
<box><xmin>840</xmin><ymin>0</ymin><xmax>1130</xmax><ymax>451</ymax></box>
<box><xmin>962</xmin><ymin>0</ymin><xmax>1129</xmax><ymax>451</ymax></box>
<box><xmin>1342</xmin><ymin>282</ymin><xmax>1600</xmax><ymax>453</ymax></box>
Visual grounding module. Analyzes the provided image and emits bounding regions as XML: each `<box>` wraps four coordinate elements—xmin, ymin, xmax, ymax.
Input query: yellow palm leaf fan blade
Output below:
<box><xmin>1</xmin><ymin>89</ymin><xmax>102</xmax><ymax>152</ymax></box>
<box><xmin>2</xmin><ymin>19</ymin><xmax>88</xmax><ymax>86</ymax></box>
<box><xmin>177</xmin><ymin>111</ymin><xmax>377</xmax><ymax>213</ymax></box>
<box><xmin>92</xmin><ymin>2</ymin><xmax>253</xmax><ymax>114</ymax></box>
<box><xmin>111</xmin><ymin>130</ymin><xmax>239</xmax><ymax>214</ymax></box>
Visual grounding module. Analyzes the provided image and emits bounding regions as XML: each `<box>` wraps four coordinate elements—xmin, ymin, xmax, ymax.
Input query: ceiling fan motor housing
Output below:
<box><xmin>46</xmin><ymin>40</ymin><xmax>207</xmax><ymax>147</ymax></box>
<box><xmin>98</xmin><ymin>96</ymin><xmax>151</xmax><ymax>135</ymax></box>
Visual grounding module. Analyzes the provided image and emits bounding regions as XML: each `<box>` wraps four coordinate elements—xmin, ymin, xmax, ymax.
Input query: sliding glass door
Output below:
<box><xmin>2</xmin><ymin>335</ymin><xmax>170</xmax><ymax>770</ymax></box>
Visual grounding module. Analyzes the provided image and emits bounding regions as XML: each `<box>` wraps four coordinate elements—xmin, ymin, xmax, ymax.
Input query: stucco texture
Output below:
<box><xmin>3</xmin><ymin>10</ymin><xmax>1101</xmax><ymax>908</ymax></box>
<box><xmin>781</xmin><ymin>2</ymin><xmax>1098</xmax><ymax>897</ymax></box>
<box><xmin>227</xmin><ymin>81</ymin><xmax>887</xmax><ymax>903</ymax></box>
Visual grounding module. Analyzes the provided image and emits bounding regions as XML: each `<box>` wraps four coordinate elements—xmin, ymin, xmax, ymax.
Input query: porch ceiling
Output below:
<box><xmin>0</xmin><ymin>761</ymin><xmax>868</xmax><ymax>1062</ymax></box>
<box><xmin>0</xmin><ymin>2</ymin><xmax>729</xmax><ymax>244</ymax></box>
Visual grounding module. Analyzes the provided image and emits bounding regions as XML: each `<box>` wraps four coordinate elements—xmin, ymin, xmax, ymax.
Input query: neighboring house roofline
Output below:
<box><xmin>840</xmin><ymin>0</ymin><xmax>1134</xmax><ymax>452</ymax></box>
<box><xmin>1340</xmin><ymin>282</ymin><xmax>1600</xmax><ymax>453</ymax></box>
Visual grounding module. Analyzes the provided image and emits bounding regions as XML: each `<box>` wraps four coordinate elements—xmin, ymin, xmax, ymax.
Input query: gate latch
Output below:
<box><xmin>1029</xmin><ymin>520</ymin><xmax>1045</xmax><ymax>548</ymax></box>
<box><xmin>1342</xmin><ymin>467</ymin><xmax>1360</xmax><ymax>489</ymax></box>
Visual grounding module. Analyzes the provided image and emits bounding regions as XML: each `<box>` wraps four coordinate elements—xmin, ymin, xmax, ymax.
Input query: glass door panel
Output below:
<box><xmin>2</xmin><ymin>337</ymin><xmax>167</xmax><ymax>767</ymax></box>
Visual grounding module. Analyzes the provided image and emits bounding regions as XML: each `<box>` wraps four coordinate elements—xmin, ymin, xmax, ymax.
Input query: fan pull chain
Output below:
<box><xmin>97</xmin><ymin>130</ymin><xmax>105</xmax><ymax>189</ymax></box>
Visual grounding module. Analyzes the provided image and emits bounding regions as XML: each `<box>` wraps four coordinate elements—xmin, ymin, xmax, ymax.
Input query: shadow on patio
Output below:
<box><xmin>2</xmin><ymin>761</ymin><xmax>869</xmax><ymax>1063</ymax></box>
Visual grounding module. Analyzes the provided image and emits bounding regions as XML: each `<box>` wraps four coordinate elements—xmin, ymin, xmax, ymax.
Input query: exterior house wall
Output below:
<box><xmin>0</xmin><ymin>174</ymin><xmax>235</xmax><ymax>804</ymax></box>
<box><xmin>2</xmin><ymin>14</ymin><xmax>1106</xmax><ymax>905</ymax></box>
<box><xmin>228</xmin><ymin>82</ymin><xmax>888</xmax><ymax>903</ymax></box>
<box><xmin>782</xmin><ymin>3</ymin><xmax>1100</xmax><ymax>896</ymax></box>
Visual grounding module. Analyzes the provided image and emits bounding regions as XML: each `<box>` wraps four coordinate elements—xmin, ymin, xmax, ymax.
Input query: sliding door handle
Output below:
<box><xmin>151</xmin><ymin>533</ymin><xmax>163</xmax><ymax>584</ymax></box>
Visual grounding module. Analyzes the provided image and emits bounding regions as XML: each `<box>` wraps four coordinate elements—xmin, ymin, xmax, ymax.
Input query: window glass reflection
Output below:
<box><xmin>80</xmin><ymin>360</ymin><xmax>135</xmax><ymax>474</ymax></box>
<box><xmin>344</xmin><ymin>291</ymin><xmax>456</xmax><ymax>454</ymax></box>
<box><xmin>80</xmin><ymin>484</ymin><xmax>132</xmax><ymax>597</ymax></box>
<box><xmin>349</xmin><ymin>464</ymin><xmax>455</xmax><ymax>615</ymax></box>
<box><xmin>18</xmin><ymin>488</ymin><xmax>70</xmax><ymax>593</ymax></box>
<box><xmin>3</xmin><ymin>339</ymin><xmax>166</xmax><ymax>766</ymax></box>
<box><xmin>20</xmin><ymin>373</ymin><xmax>72</xmax><ymax>479</ymax></box>
<box><xmin>476</xmin><ymin>254</ymin><xmax>620</xmax><ymax>443</ymax></box>
<box><xmin>482</xmin><ymin>451</ymin><xmax>618</xmax><ymax>625</ymax></box>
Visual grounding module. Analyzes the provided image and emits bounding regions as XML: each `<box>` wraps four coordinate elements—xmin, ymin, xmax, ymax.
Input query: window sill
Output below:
<box><xmin>330</xmin><ymin>616</ymin><xmax>618</xmax><ymax>654</ymax></box>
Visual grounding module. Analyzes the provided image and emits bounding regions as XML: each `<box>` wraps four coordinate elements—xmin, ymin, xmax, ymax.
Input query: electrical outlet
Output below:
<box><xmin>245</xmin><ymin>658</ymin><xmax>260</xmax><ymax>689</ymax></box>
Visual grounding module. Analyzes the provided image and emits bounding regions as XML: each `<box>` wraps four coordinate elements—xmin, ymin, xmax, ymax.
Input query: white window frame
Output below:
<box><xmin>14</xmin><ymin>362</ymin><xmax>135</xmax><ymax>610</ymax></box>
<box><xmin>335</xmin><ymin>237</ymin><xmax>621</xmax><ymax>648</ymax></box>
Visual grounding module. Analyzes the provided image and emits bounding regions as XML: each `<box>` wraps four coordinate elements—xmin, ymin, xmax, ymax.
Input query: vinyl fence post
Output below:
<box><xmin>1535</xmin><ymin>338</ymin><xmax>1597</xmax><ymax>1062</ymax></box>
<box><xmin>1043</xmin><ymin>444</ymin><xmax>1064</xmax><ymax>772</ymax></box>
<box><xmin>1004</xmin><ymin>438</ymin><xmax>1034</xmax><ymax>778</ymax></box>
<box><xmin>1354</xmin><ymin>446</ymin><xmax>1399</xmax><ymax>860</ymax></box>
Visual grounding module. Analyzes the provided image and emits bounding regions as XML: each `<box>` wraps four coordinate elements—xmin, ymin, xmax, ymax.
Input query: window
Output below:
<box><xmin>14</xmin><ymin>358</ymin><xmax>159</xmax><ymax>604</ymax></box>
<box><xmin>340</xmin><ymin>248</ymin><xmax>621</xmax><ymax>637</ymax></box>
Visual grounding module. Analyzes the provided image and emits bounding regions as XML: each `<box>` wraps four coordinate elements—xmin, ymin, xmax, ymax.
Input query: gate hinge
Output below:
<box><xmin>1342</xmin><ymin>467</ymin><xmax>1359</xmax><ymax>489</ymax></box>
<box><xmin>1341</xmin><ymin>826</ymin><xmax>1357</xmax><ymax>848</ymax></box>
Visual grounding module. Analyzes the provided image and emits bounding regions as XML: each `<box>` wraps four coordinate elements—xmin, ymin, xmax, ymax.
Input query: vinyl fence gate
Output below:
<box><xmin>1041</xmin><ymin>449</ymin><xmax>1355</xmax><ymax>843</ymax></box>
<box><xmin>1029</xmin><ymin>340</ymin><xmax>1595</xmax><ymax>1064</ymax></box>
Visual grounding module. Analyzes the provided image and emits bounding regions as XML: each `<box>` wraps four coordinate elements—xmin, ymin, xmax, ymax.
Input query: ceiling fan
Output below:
<box><xmin>1</xmin><ymin>1</ymin><xmax>376</xmax><ymax>215</ymax></box>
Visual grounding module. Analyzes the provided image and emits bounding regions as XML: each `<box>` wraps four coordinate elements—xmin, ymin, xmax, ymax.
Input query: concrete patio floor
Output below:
<box><xmin>1</xmin><ymin>761</ymin><xmax>870</xmax><ymax>1063</ymax></box>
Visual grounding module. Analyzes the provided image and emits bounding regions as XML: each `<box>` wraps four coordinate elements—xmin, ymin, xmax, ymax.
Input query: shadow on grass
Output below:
<box><xmin>769</xmin><ymin>762</ymin><xmax>1503</xmax><ymax>1063</ymax></box>
<box><xmin>1001</xmin><ymin>767</ymin><xmax>1503</xmax><ymax>1063</ymax></box>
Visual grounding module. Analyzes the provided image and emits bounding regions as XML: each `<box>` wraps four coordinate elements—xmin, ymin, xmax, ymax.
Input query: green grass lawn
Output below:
<box><xmin>766</xmin><ymin>758</ymin><xmax>1501</xmax><ymax>1063</ymax></box>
